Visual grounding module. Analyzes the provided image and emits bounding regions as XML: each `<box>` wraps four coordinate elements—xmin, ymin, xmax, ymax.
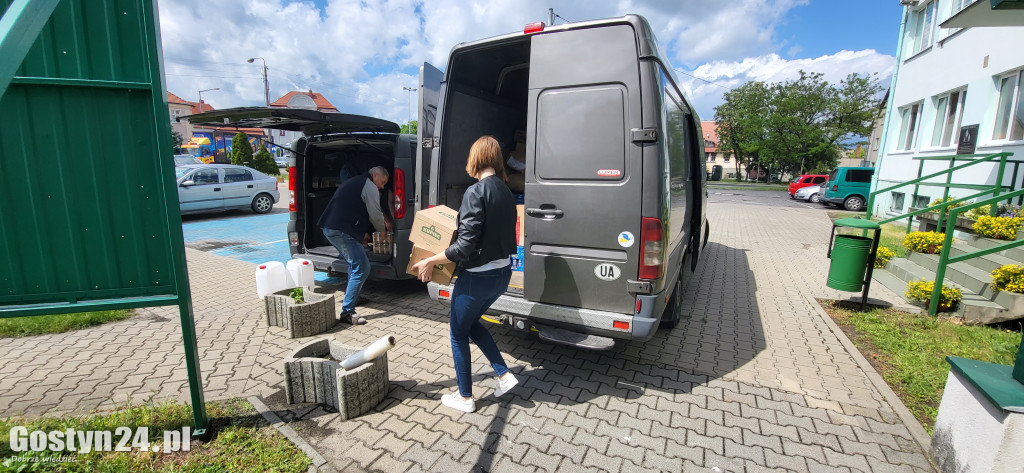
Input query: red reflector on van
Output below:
<box><xmin>439</xmin><ymin>290</ymin><xmax>450</xmax><ymax>298</ymax></box>
<box><xmin>635</xmin><ymin>300</ymin><xmax>642</xmax><ymax>313</ymax></box>
<box><xmin>524</xmin><ymin>22</ymin><xmax>545</xmax><ymax>34</ymax></box>
<box><xmin>613</xmin><ymin>321</ymin><xmax>629</xmax><ymax>330</ymax></box>
<box><xmin>394</xmin><ymin>168</ymin><xmax>406</xmax><ymax>219</ymax></box>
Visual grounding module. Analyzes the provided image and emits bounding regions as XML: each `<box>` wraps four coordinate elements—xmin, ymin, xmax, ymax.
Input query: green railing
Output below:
<box><xmin>864</xmin><ymin>152</ymin><xmax>1022</xmax><ymax>316</ymax></box>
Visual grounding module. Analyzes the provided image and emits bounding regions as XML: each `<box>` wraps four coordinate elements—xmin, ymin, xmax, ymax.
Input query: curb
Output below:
<box><xmin>808</xmin><ymin>297</ymin><xmax>939</xmax><ymax>472</ymax></box>
<box><xmin>248</xmin><ymin>395</ymin><xmax>331</xmax><ymax>473</ymax></box>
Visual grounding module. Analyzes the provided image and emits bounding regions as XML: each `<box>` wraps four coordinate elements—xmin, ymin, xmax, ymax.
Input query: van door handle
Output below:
<box><xmin>527</xmin><ymin>208</ymin><xmax>563</xmax><ymax>219</ymax></box>
<box><xmin>213</xmin><ymin>188</ymin><xmax>221</xmax><ymax>192</ymax></box>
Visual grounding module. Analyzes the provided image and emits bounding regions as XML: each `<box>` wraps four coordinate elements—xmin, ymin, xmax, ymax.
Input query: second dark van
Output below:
<box><xmin>418</xmin><ymin>15</ymin><xmax>709</xmax><ymax>349</ymax></box>
<box><xmin>185</xmin><ymin>108</ymin><xmax>418</xmax><ymax>280</ymax></box>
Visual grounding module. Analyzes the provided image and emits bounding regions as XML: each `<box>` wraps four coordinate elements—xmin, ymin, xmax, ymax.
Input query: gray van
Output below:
<box><xmin>185</xmin><ymin>107</ymin><xmax>418</xmax><ymax>280</ymax></box>
<box><xmin>418</xmin><ymin>15</ymin><xmax>709</xmax><ymax>349</ymax></box>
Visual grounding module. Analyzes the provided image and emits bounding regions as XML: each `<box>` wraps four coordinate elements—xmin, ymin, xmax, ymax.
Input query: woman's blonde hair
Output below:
<box><xmin>465</xmin><ymin>135</ymin><xmax>508</xmax><ymax>182</ymax></box>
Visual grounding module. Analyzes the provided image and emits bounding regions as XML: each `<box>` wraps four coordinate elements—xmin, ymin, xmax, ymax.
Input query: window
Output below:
<box><xmin>930</xmin><ymin>89</ymin><xmax>966</xmax><ymax>148</ymax></box>
<box><xmin>993</xmin><ymin>71</ymin><xmax>1024</xmax><ymax>141</ymax></box>
<box><xmin>723</xmin><ymin>154</ymin><xmax>730</xmax><ymax>163</ymax></box>
<box><xmin>536</xmin><ymin>86</ymin><xmax>626</xmax><ymax>180</ymax></box>
<box><xmin>223</xmin><ymin>168</ymin><xmax>253</xmax><ymax>183</ymax></box>
<box><xmin>873</xmin><ymin>137</ymin><xmax>880</xmax><ymax>151</ymax></box>
<box><xmin>912</xmin><ymin>194</ymin><xmax>931</xmax><ymax>208</ymax></box>
<box><xmin>847</xmin><ymin>169</ymin><xmax>874</xmax><ymax>183</ymax></box>
<box><xmin>191</xmin><ymin>169</ymin><xmax>219</xmax><ymax>185</ymax></box>
<box><xmin>812</xmin><ymin>176</ymin><xmax>826</xmax><ymax>184</ymax></box>
<box><xmin>951</xmin><ymin>0</ymin><xmax>975</xmax><ymax>14</ymax></box>
<box><xmin>891</xmin><ymin>192</ymin><xmax>906</xmax><ymax>212</ymax></box>
<box><xmin>909</xmin><ymin>1</ymin><xmax>936</xmax><ymax>55</ymax></box>
<box><xmin>709</xmin><ymin>153</ymin><xmax>716</xmax><ymax>162</ymax></box>
<box><xmin>897</xmin><ymin>103</ymin><xmax>922</xmax><ymax>150</ymax></box>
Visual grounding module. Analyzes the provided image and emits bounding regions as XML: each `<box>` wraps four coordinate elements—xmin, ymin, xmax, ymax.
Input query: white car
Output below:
<box><xmin>175</xmin><ymin>164</ymin><xmax>280</xmax><ymax>215</ymax></box>
<box><xmin>795</xmin><ymin>183</ymin><xmax>823</xmax><ymax>203</ymax></box>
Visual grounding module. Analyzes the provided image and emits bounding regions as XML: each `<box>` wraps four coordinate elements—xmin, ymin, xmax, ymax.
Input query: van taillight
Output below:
<box><xmin>288</xmin><ymin>167</ymin><xmax>297</xmax><ymax>212</ymax></box>
<box><xmin>394</xmin><ymin>168</ymin><xmax>406</xmax><ymax>219</ymax></box>
<box><xmin>832</xmin><ymin>185</ymin><xmax>838</xmax><ymax>191</ymax></box>
<box><xmin>524</xmin><ymin>22</ymin><xmax>545</xmax><ymax>34</ymax></box>
<box><xmin>639</xmin><ymin>217</ymin><xmax>664</xmax><ymax>280</ymax></box>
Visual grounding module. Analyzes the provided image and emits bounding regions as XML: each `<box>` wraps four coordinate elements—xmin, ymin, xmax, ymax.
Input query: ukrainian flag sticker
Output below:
<box><xmin>618</xmin><ymin>231</ymin><xmax>635</xmax><ymax>248</ymax></box>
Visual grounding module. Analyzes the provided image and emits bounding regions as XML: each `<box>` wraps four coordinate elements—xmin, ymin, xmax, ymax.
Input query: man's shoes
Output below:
<box><xmin>339</xmin><ymin>310</ymin><xmax>367</xmax><ymax>325</ymax></box>
<box><xmin>441</xmin><ymin>392</ymin><xmax>476</xmax><ymax>413</ymax></box>
<box><xmin>495</xmin><ymin>372</ymin><xmax>518</xmax><ymax>397</ymax></box>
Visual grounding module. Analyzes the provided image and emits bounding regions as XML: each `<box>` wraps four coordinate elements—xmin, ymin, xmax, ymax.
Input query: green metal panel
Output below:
<box><xmin>0</xmin><ymin>0</ymin><xmax>176</xmax><ymax>311</ymax></box>
<box><xmin>946</xmin><ymin>356</ymin><xmax>1024</xmax><ymax>413</ymax></box>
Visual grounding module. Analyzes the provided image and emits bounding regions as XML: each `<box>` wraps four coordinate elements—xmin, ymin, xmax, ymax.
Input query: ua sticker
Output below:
<box><xmin>594</xmin><ymin>263</ymin><xmax>621</xmax><ymax>281</ymax></box>
<box><xmin>617</xmin><ymin>231</ymin><xmax>635</xmax><ymax>248</ymax></box>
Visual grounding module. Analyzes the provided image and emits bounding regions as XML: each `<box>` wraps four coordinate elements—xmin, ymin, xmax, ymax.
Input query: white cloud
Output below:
<box><xmin>157</xmin><ymin>0</ymin><xmax>890</xmax><ymax>126</ymax></box>
<box><xmin>680</xmin><ymin>49</ymin><xmax>895</xmax><ymax>119</ymax></box>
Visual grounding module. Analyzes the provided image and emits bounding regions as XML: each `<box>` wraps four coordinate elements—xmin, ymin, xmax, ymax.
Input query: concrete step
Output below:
<box><xmin>947</xmin><ymin>242</ymin><xmax>1021</xmax><ymax>274</ymax></box>
<box><xmin>905</xmin><ymin>251</ymin><xmax>995</xmax><ymax>298</ymax></box>
<box><xmin>964</xmin><ymin>234</ymin><xmax>1024</xmax><ymax>263</ymax></box>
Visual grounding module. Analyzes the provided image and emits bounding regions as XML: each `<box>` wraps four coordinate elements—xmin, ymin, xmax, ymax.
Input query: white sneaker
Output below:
<box><xmin>495</xmin><ymin>372</ymin><xmax>519</xmax><ymax>397</ymax></box>
<box><xmin>441</xmin><ymin>393</ymin><xmax>476</xmax><ymax>413</ymax></box>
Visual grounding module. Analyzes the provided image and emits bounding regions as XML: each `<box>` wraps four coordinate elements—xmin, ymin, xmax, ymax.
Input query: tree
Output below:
<box><xmin>715</xmin><ymin>71</ymin><xmax>883</xmax><ymax>180</ymax></box>
<box><xmin>231</xmin><ymin>132</ymin><xmax>253</xmax><ymax>166</ymax></box>
<box><xmin>171</xmin><ymin>130</ymin><xmax>184</xmax><ymax>153</ymax></box>
<box><xmin>253</xmin><ymin>143</ymin><xmax>279</xmax><ymax>176</ymax></box>
<box><xmin>400</xmin><ymin>120</ymin><xmax>417</xmax><ymax>135</ymax></box>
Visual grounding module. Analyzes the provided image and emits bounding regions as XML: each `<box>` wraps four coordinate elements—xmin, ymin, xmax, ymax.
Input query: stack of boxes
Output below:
<box><xmin>406</xmin><ymin>205</ymin><xmax>459</xmax><ymax>284</ymax></box>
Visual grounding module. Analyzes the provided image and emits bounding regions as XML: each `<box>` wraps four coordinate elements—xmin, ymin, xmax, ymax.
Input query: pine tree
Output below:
<box><xmin>253</xmin><ymin>144</ymin><xmax>279</xmax><ymax>175</ymax></box>
<box><xmin>231</xmin><ymin>132</ymin><xmax>253</xmax><ymax>166</ymax></box>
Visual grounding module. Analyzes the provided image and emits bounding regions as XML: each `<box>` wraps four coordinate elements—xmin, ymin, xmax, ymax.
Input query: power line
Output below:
<box><xmin>673</xmin><ymin>68</ymin><xmax>734</xmax><ymax>91</ymax></box>
<box><xmin>553</xmin><ymin>13</ymin><xmax>572</xmax><ymax>24</ymax></box>
<box><xmin>165</xmin><ymin>73</ymin><xmax>263</xmax><ymax>79</ymax></box>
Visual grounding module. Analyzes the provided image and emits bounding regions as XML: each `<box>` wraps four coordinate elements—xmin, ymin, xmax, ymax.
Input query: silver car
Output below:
<box><xmin>795</xmin><ymin>183</ymin><xmax>823</xmax><ymax>203</ymax></box>
<box><xmin>175</xmin><ymin>164</ymin><xmax>280</xmax><ymax>215</ymax></box>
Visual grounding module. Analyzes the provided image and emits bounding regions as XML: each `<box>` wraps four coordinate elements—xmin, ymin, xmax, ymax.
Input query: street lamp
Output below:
<box><xmin>247</xmin><ymin>57</ymin><xmax>269</xmax><ymax>106</ymax></box>
<box><xmin>402</xmin><ymin>86</ymin><xmax>416</xmax><ymax>133</ymax></box>
<box><xmin>198</xmin><ymin>87</ymin><xmax>219</xmax><ymax>111</ymax></box>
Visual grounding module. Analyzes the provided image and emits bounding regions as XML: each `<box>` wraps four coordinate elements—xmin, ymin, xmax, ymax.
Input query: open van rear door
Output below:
<box><xmin>417</xmin><ymin>63</ymin><xmax>443</xmax><ymax>210</ymax></box>
<box><xmin>524</xmin><ymin>25</ymin><xmax>644</xmax><ymax>315</ymax></box>
<box><xmin>183</xmin><ymin>107</ymin><xmax>399</xmax><ymax>135</ymax></box>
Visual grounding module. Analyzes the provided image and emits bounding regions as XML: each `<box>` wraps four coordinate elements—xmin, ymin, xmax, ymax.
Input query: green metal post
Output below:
<box><xmin>929</xmin><ymin>211</ymin><xmax>959</xmax><ymax>316</ymax></box>
<box><xmin>909</xmin><ymin>160</ymin><xmax>925</xmax><ymax>234</ymax></box>
<box><xmin>1013</xmin><ymin>336</ymin><xmax>1024</xmax><ymax>385</ymax></box>
<box><xmin>0</xmin><ymin>0</ymin><xmax>61</xmax><ymax>99</ymax></box>
<box><xmin>937</xmin><ymin>158</ymin><xmax>955</xmax><ymax>233</ymax></box>
<box><xmin>994</xmin><ymin>153</ymin><xmax>1007</xmax><ymax>216</ymax></box>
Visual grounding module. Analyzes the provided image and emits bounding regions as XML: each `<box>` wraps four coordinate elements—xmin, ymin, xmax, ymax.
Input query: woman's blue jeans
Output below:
<box><xmin>450</xmin><ymin>266</ymin><xmax>513</xmax><ymax>397</ymax></box>
<box><xmin>322</xmin><ymin>228</ymin><xmax>368</xmax><ymax>313</ymax></box>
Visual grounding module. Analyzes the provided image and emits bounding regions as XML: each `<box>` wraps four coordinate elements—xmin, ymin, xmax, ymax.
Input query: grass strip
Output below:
<box><xmin>0</xmin><ymin>310</ymin><xmax>133</xmax><ymax>338</ymax></box>
<box><xmin>0</xmin><ymin>398</ymin><xmax>311</xmax><ymax>472</ymax></box>
<box><xmin>821</xmin><ymin>300</ymin><xmax>1021</xmax><ymax>434</ymax></box>
<box><xmin>828</xmin><ymin>211</ymin><xmax>911</xmax><ymax>258</ymax></box>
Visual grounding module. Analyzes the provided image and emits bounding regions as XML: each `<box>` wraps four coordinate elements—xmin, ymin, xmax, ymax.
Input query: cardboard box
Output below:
<box><xmin>515</xmin><ymin>205</ymin><xmax>524</xmax><ymax>246</ymax></box>
<box><xmin>407</xmin><ymin>245</ymin><xmax>456</xmax><ymax>285</ymax></box>
<box><xmin>409</xmin><ymin>205</ymin><xmax>459</xmax><ymax>255</ymax></box>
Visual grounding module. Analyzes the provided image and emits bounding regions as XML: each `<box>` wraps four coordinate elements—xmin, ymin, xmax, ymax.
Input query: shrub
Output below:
<box><xmin>231</xmin><ymin>132</ymin><xmax>253</xmax><ymax>166</ymax></box>
<box><xmin>874</xmin><ymin>246</ymin><xmax>895</xmax><ymax>268</ymax></box>
<box><xmin>903</xmin><ymin>231</ymin><xmax>945</xmax><ymax>254</ymax></box>
<box><xmin>253</xmin><ymin>143</ymin><xmax>279</xmax><ymax>176</ymax></box>
<box><xmin>991</xmin><ymin>264</ymin><xmax>1024</xmax><ymax>293</ymax></box>
<box><xmin>905</xmin><ymin>279</ymin><xmax>962</xmax><ymax>310</ymax></box>
<box><xmin>972</xmin><ymin>215</ymin><xmax>1022</xmax><ymax>240</ymax></box>
<box><xmin>999</xmin><ymin>204</ymin><xmax>1024</xmax><ymax>218</ymax></box>
<box><xmin>964</xmin><ymin>204</ymin><xmax>991</xmax><ymax>221</ymax></box>
<box><xmin>928</xmin><ymin>196</ymin><xmax>966</xmax><ymax>210</ymax></box>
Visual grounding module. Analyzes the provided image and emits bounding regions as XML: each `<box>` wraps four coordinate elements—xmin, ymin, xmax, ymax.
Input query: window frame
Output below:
<box><xmin>992</xmin><ymin>70</ymin><xmax>1024</xmax><ymax>142</ymax></box>
<box><xmin>908</xmin><ymin>1</ymin><xmax>937</xmax><ymax>56</ymax></box>
<box><xmin>897</xmin><ymin>102</ymin><xmax>923</xmax><ymax>151</ymax></box>
<box><xmin>929</xmin><ymin>88</ymin><xmax>967</xmax><ymax>149</ymax></box>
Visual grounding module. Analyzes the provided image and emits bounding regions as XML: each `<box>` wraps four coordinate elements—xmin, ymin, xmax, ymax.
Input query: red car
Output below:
<box><xmin>789</xmin><ymin>174</ymin><xmax>828</xmax><ymax>197</ymax></box>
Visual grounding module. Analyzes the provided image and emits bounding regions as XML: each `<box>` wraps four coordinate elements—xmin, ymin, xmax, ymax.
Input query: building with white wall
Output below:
<box><xmin>871</xmin><ymin>0</ymin><xmax>1024</xmax><ymax>216</ymax></box>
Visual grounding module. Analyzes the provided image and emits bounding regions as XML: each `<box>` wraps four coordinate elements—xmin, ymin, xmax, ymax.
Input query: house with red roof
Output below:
<box><xmin>701</xmin><ymin>121</ymin><xmax>739</xmax><ymax>179</ymax></box>
<box><xmin>268</xmin><ymin>90</ymin><xmax>339</xmax><ymax>145</ymax></box>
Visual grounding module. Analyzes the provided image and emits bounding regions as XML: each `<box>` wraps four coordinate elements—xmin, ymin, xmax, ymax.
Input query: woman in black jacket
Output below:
<box><xmin>412</xmin><ymin>135</ymin><xmax>519</xmax><ymax>413</ymax></box>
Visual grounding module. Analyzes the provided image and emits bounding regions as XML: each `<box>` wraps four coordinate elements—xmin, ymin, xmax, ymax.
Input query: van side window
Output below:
<box><xmin>536</xmin><ymin>86</ymin><xmax>626</xmax><ymax>180</ymax></box>
<box><xmin>847</xmin><ymin>169</ymin><xmax>873</xmax><ymax>183</ymax></box>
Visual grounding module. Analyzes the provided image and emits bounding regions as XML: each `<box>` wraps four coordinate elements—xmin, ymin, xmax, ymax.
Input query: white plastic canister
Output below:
<box><xmin>255</xmin><ymin>261</ymin><xmax>288</xmax><ymax>298</ymax></box>
<box><xmin>286</xmin><ymin>258</ymin><xmax>314</xmax><ymax>288</ymax></box>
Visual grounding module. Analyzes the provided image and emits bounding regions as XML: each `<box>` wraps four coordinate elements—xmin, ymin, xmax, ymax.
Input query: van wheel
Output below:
<box><xmin>660</xmin><ymin>279</ymin><xmax>682</xmax><ymax>329</ymax></box>
<box><xmin>844</xmin><ymin>196</ymin><xmax>865</xmax><ymax>211</ymax></box>
<box><xmin>252</xmin><ymin>193</ymin><xmax>274</xmax><ymax>214</ymax></box>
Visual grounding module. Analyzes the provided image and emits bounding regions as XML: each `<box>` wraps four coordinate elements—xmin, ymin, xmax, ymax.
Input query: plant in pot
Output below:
<box><xmin>991</xmin><ymin>264</ymin><xmax>1024</xmax><ymax>293</ymax></box>
<box><xmin>972</xmin><ymin>215</ymin><xmax>1023</xmax><ymax>241</ymax></box>
<box><xmin>873</xmin><ymin>246</ymin><xmax>895</xmax><ymax>269</ymax></box>
<box><xmin>905</xmin><ymin>279</ymin><xmax>963</xmax><ymax>312</ymax></box>
<box><xmin>264</xmin><ymin>287</ymin><xmax>336</xmax><ymax>338</ymax></box>
<box><xmin>903</xmin><ymin>231</ymin><xmax>945</xmax><ymax>254</ymax></box>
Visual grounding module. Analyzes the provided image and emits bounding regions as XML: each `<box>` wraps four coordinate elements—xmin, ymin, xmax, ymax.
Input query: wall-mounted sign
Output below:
<box><xmin>957</xmin><ymin>124</ymin><xmax>979</xmax><ymax>155</ymax></box>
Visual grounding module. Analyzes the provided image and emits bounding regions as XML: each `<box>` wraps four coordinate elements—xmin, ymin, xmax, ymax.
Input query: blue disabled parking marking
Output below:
<box><xmin>181</xmin><ymin>212</ymin><xmax>341</xmax><ymax>282</ymax></box>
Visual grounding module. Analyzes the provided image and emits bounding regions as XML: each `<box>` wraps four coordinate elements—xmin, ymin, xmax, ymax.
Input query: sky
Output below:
<box><xmin>158</xmin><ymin>0</ymin><xmax>904</xmax><ymax>126</ymax></box>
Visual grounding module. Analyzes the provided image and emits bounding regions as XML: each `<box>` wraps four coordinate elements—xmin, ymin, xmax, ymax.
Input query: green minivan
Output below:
<box><xmin>821</xmin><ymin>166</ymin><xmax>874</xmax><ymax>211</ymax></box>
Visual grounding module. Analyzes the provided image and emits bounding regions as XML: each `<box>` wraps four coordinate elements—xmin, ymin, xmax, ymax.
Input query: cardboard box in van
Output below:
<box><xmin>407</xmin><ymin>245</ymin><xmax>456</xmax><ymax>285</ymax></box>
<box><xmin>410</xmin><ymin>205</ymin><xmax>458</xmax><ymax>255</ymax></box>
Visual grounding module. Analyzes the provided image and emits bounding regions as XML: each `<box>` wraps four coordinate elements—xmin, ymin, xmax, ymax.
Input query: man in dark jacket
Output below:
<box><xmin>319</xmin><ymin>166</ymin><xmax>391</xmax><ymax>324</ymax></box>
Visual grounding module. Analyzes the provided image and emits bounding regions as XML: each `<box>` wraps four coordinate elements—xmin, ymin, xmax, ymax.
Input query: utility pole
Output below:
<box><xmin>198</xmin><ymin>87</ymin><xmax>219</xmax><ymax>111</ymax></box>
<box><xmin>247</xmin><ymin>57</ymin><xmax>269</xmax><ymax>106</ymax></box>
<box><xmin>402</xmin><ymin>86</ymin><xmax>416</xmax><ymax>133</ymax></box>
<box><xmin>548</xmin><ymin>8</ymin><xmax>554</xmax><ymax>25</ymax></box>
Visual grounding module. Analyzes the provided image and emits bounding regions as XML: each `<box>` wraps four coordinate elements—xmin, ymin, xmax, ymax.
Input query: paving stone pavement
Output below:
<box><xmin>0</xmin><ymin>196</ymin><xmax>937</xmax><ymax>473</ymax></box>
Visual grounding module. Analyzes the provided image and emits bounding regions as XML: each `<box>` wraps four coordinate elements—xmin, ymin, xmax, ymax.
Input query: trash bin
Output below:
<box><xmin>826</xmin><ymin>218</ymin><xmax>882</xmax><ymax>310</ymax></box>
<box><xmin>827</xmin><ymin>234</ymin><xmax>873</xmax><ymax>291</ymax></box>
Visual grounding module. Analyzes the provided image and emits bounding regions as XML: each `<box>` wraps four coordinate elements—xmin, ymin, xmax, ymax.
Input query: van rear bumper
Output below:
<box><xmin>427</xmin><ymin>282</ymin><xmax>663</xmax><ymax>341</ymax></box>
<box><xmin>301</xmin><ymin>253</ymin><xmax>412</xmax><ymax>281</ymax></box>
